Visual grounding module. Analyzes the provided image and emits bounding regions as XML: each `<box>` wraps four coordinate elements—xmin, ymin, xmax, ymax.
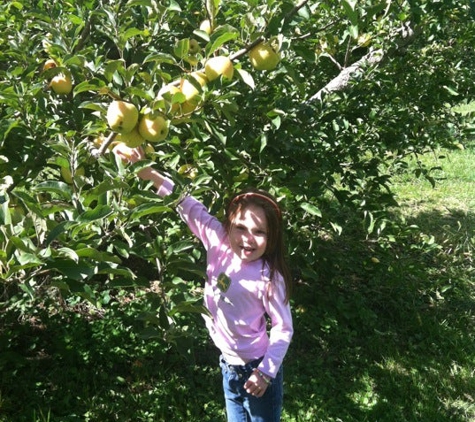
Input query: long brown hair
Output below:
<box><xmin>224</xmin><ymin>188</ymin><xmax>292</xmax><ymax>303</ymax></box>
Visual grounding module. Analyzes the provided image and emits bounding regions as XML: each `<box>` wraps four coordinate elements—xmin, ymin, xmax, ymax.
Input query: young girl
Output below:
<box><xmin>115</xmin><ymin>145</ymin><xmax>293</xmax><ymax>422</ymax></box>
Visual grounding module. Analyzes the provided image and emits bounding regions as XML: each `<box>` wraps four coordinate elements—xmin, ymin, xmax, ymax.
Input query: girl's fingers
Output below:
<box><xmin>244</xmin><ymin>376</ymin><xmax>268</xmax><ymax>397</ymax></box>
<box><xmin>113</xmin><ymin>144</ymin><xmax>144</xmax><ymax>163</ymax></box>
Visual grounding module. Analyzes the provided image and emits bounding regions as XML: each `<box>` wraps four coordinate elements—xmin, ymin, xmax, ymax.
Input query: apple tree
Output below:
<box><xmin>1</xmin><ymin>0</ymin><xmax>474</xmax><ymax>341</ymax></box>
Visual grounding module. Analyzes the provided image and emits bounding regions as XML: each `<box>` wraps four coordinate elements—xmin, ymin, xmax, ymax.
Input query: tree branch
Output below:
<box><xmin>306</xmin><ymin>22</ymin><xmax>421</xmax><ymax>104</ymax></box>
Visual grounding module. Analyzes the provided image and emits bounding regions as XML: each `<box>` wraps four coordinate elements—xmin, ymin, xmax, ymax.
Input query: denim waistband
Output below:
<box><xmin>220</xmin><ymin>355</ymin><xmax>263</xmax><ymax>375</ymax></box>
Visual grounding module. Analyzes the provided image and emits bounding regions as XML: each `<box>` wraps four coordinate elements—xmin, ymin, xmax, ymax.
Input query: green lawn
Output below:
<box><xmin>1</xmin><ymin>148</ymin><xmax>474</xmax><ymax>422</ymax></box>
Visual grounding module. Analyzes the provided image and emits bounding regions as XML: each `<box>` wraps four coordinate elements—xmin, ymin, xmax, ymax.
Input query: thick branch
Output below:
<box><xmin>306</xmin><ymin>50</ymin><xmax>384</xmax><ymax>103</ymax></box>
<box><xmin>306</xmin><ymin>22</ymin><xmax>421</xmax><ymax>104</ymax></box>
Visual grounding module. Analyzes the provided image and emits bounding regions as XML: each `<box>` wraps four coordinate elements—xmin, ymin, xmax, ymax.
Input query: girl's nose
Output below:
<box><xmin>242</xmin><ymin>230</ymin><xmax>255</xmax><ymax>244</ymax></box>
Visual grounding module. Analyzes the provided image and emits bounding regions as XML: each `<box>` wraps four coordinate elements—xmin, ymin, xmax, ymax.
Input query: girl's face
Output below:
<box><xmin>228</xmin><ymin>204</ymin><xmax>268</xmax><ymax>262</ymax></box>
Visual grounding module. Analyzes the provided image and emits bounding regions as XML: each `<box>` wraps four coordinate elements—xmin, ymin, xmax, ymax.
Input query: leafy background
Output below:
<box><xmin>1</xmin><ymin>0</ymin><xmax>474</xmax><ymax>421</ymax></box>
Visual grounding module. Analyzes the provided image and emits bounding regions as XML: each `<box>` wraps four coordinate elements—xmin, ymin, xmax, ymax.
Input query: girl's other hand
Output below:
<box><xmin>244</xmin><ymin>370</ymin><xmax>269</xmax><ymax>398</ymax></box>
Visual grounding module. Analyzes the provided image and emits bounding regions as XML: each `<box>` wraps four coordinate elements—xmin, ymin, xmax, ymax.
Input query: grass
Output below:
<box><xmin>1</xmin><ymin>148</ymin><xmax>475</xmax><ymax>422</ymax></box>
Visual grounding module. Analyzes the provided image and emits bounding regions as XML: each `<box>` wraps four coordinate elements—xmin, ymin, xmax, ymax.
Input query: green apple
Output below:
<box><xmin>189</xmin><ymin>38</ymin><xmax>200</xmax><ymax>55</ymax></box>
<box><xmin>205</xmin><ymin>56</ymin><xmax>234</xmax><ymax>81</ymax></box>
<box><xmin>138</xmin><ymin>114</ymin><xmax>169</xmax><ymax>143</ymax></box>
<box><xmin>106</xmin><ymin>100</ymin><xmax>139</xmax><ymax>134</ymax></box>
<box><xmin>144</xmin><ymin>143</ymin><xmax>155</xmax><ymax>156</ymax></box>
<box><xmin>249</xmin><ymin>42</ymin><xmax>280</xmax><ymax>71</ymax></box>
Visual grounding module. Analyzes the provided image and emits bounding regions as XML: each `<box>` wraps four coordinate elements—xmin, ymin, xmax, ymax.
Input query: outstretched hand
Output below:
<box><xmin>112</xmin><ymin>143</ymin><xmax>166</xmax><ymax>188</ymax></box>
<box><xmin>112</xmin><ymin>143</ymin><xmax>145</xmax><ymax>164</ymax></box>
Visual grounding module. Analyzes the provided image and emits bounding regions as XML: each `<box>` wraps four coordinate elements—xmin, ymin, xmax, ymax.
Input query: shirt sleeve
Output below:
<box><xmin>258</xmin><ymin>278</ymin><xmax>293</xmax><ymax>379</ymax></box>
<box><xmin>156</xmin><ymin>175</ymin><xmax>175</xmax><ymax>197</ymax></box>
<box><xmin>176</xmin><ymin>196</ymin><xmax>224</xmax><ymax>251</ymax></box>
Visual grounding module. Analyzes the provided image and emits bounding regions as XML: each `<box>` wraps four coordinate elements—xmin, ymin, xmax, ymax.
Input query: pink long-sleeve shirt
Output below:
<box><xmin>157</xmin><ymin>178</ymin><xmax>293</xmax><ymax>378</ymax></box>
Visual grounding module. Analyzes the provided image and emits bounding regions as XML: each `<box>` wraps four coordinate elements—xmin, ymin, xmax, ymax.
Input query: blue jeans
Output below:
<box><xmin>220</xmin><ymin>356</ymin><xmax>284</xmax><ymax>422</ymax></box>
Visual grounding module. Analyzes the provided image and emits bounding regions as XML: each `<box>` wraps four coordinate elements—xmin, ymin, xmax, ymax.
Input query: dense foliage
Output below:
<box><xmin>1</xmin><ymin>0</ymin><xmax>475</xmax><ymax>419</ymax></box>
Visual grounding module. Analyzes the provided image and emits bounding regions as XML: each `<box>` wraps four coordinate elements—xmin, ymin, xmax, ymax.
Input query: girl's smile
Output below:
<box><xmin>228</xmin><ymin>204</ymin><xmax>268</xmax><ymax>262</ymax></box>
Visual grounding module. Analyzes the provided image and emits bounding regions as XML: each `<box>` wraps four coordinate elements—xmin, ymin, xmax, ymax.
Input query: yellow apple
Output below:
<box><xmin>199</xmin><ymin>19</ymin><xmax>212</xmax><ymax>35</ymax></box>
<box><xmin>106</xmin><ymin>100</ymin><xmax>139</xmax><ymax>134</ymax></box>
<box><xmin>205</xmin><ymin>56</ymin><xmax>234</xmax><ymax>82</ymax></box>
<box><xmin>249</xmin><ymin>42</ymin><xmax>280</xmax><ymax>71</ymax></box>
<box><xmin>50</xmin><ymin>73</ymin><xmax>73</xmax><ymax>95</ymax></box>
<box><xmin>180</xmin><ymin>72</ymin><xmax>207</xmax><ymax>100</ymax></box>
<box><xmin>61</xmin><ymin>166</ymin><xmax>85</xmax><ymax>184</ymax></box>
<box><xmin>138</xmin><ymin>114</ymin><xmax>169</xmax><ymax>143</ymax></box>
<box><xmin>43</xmin><ymin>59</ymin><xmax>57</xmax><ymax>72</ymax></box>
<box><xmin>189</xmin><ymin>38</ymin><xmax>201</xmax><ymax>55</ymax></box>
<box><xmin>116</xmin><ymin>125</ymin><xmax>145</xmax><ymax>147</ymax></box>
<box><xmin>179</xmin><ymin>72</ymin><xmax>207</xmax><ymax>114</ymax></box>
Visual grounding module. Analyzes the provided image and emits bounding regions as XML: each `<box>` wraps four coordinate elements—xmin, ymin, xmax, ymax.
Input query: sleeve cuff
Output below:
<box><xmin>156</xmin><ymin>176</ymin><xmax>174</xmax><ymax>197</ymax></box>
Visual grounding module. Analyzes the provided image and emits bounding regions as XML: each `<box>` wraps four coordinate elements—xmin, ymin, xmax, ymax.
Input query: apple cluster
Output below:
<box><xmin>103</xmin><ymin>54</ymin><xmax>236</xmax><ymax>150</ymax></box>
<box><xmin>42</xmin><ymin>23</ymin><xmax>282</xmax><ymax>173</ymax></box>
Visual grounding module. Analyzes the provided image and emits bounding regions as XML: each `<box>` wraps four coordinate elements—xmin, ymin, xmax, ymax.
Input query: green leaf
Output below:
<box><xmin>169</xmin><ymin>301</ymin><xmax>210</xmax><ymax>317</ymax></box>
<box><xmin>45</xmin><ymin>220</ymin><xmax>75</xmax><ymax>246</ymax></box>
<box><xmin>76</xmin><ymin>247</ymin><xmax>122</xmax><ymax>264</ymax></box>
<box><xmin>128</xmin><ymin>203</ymin><xmax>171</xmax><ymax>220</ymax></box>
<box><xmin>15</xmin><ymin>252</ymin><xmax>44</xmax><ymax>267</ymax></box>
<box><xmin>443</xmin><ymin>85</ymin><xmax>459</xmax><ymax>96</ymax></box>
<box><xmin>77</xmin><ymin>205</ymin><xmax>113</xmax><ymax>223</ymax></box>
<box><xmin>174</xmin><ymin>39</ymin><xmax>189</xmax><ymax>59</ymax></box>
<box><xmin>206</xmin><ymin>0</ymin><xmax>220</xmax><ymax>18</ymax></box>
<box><xmin>143</xmin><ymin>52</ymin><xmax>177</xmax><ymax>65</ymax></box>
<box><xmin>300</xmin><ymin>202</ymin><xmax>322</xmax><ymax>217</ymax></box>
<box><xmin>260</xmin><ymin>133</ymin><xmax>268</xmax><ymax>153</ymax></box>
<box><xmin>73</xmin><ymin>78</ymin><xmax>106</xmax><ymax>95</ymax></box>
<box><xmin>236</xmin><ymin>68</ymin><xmax>255</xmax><ymax>90</ymax></box>
<box><xmin>46</xmin><ymin>258</ymin><xmax>95</xmax><ymax>281</ymax></box>
<box><xmin>167</xmin><ymin>240</ymin><xmax>196</xmax><ymax>254</ymax></box>
<box><xmin>104</xmin><ymin>60</ymin><xmax>125</xmax><ymax>83</ymax></box>
<box><xmin>121</xmin><ymin>27</ymin><xmax>144</xmax><ymax>42</ymax></box>
<box><xmin>82</xmin><ymin>179</ymin><xmax>130</xmax><ymax>207</ymax></box>
<box><xmin>205</xmin><ymin>25</ymin><xmax>239</xmax><ymax>56</ymax></box>
<box><xmin>168</xmin><ymin>0</ymin><xmax>182</xmax><ymax>12</ymax></box>
<box><xmin>33</xmin><ymin>181</ymin><xmax>72</xmax><ymax>200</ymax></box>
<box><xmin>127</xmin><ymin>0</ymin><xmax>154</xmax><ymax>6</ymax></box>
<box><xmin>342</xmin><ymin>0</ymin><xmax>359</xmax><ymax>26</ymax></box>
<box><xmin>57</xmin><ymin>247</ymin><xmax>79</xmax><ymax>262</ymax></box>
<box><xmin>139</xmin><ymin>326</ymin><xmax>164</xmax><ymax>340</ymax></box>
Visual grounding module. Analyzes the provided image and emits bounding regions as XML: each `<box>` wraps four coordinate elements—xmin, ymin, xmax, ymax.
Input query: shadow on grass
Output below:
<box><xmin>284</xmin><ymin>207</ymin><xmax>475</xmax><ymax>421</ymax></box>
<box><xmin>1</xmin><ymin>208</ymin><xmax>474</xmax><ymax>422</ymax></box>
<box><xmin>0</xmin><ymin>299</ymin><xmax>224</xmax><ymax>422</ymax></box>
